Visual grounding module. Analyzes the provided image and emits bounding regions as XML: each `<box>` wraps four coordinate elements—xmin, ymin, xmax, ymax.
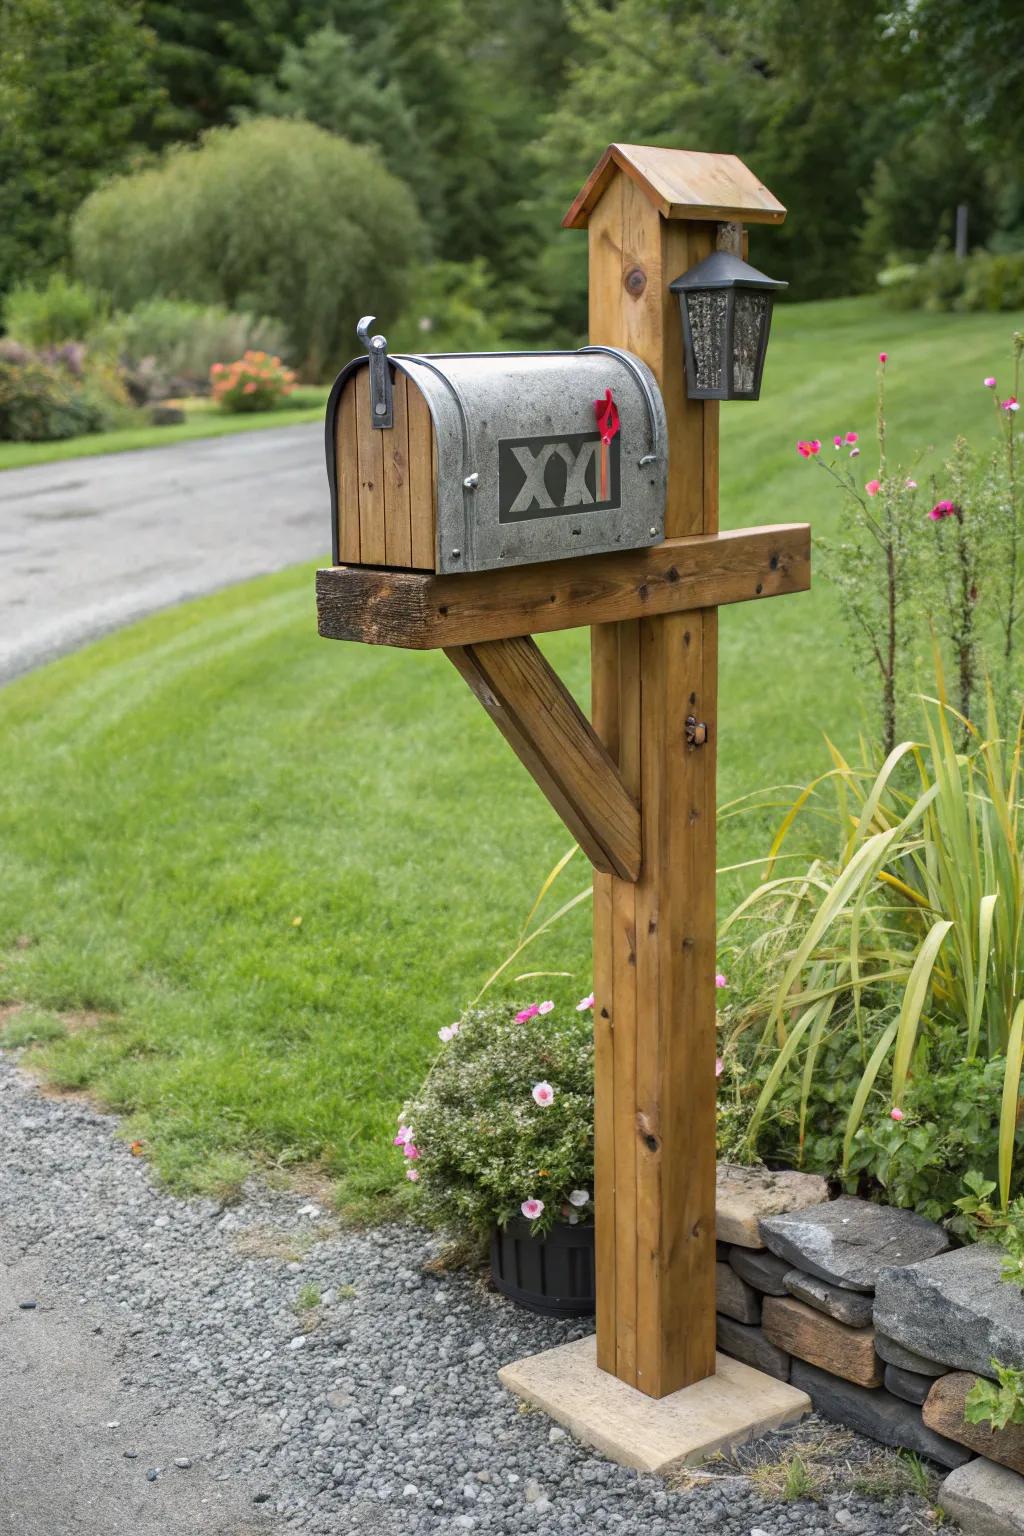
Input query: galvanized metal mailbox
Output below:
<box><xmin>325</xmin><ymin>322</ymin><xmax>667</xmax><ymax>575</ymax></box>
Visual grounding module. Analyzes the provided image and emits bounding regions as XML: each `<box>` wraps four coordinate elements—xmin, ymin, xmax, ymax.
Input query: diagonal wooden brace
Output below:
<box><xmin>445</xmin><ymin>635</ymin><xmax>641</xmax><ymax>882</ymax></box>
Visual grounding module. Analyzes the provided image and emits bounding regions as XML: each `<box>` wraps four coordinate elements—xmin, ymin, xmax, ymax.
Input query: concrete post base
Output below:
<box><xmin>499</xmin><ymin>1335</ymin><xmax>811</xmax><ymax>1474</ymax></box>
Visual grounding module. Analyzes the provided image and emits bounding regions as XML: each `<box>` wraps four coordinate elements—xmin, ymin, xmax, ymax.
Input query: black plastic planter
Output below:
<box><xmin>490</xmin><ymin>1217</ymin><xmax>596</xmax><ymax>1317</ymax></box>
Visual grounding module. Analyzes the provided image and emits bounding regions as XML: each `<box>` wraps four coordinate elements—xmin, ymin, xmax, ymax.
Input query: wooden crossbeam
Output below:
<box><xmin>316</xmin><ymin>524</ymin><xmax>809</xmax><ymax>650</ymax></box>
<box><xmin>446</xmin><ymin>635</ymin><xmax>641</xmax><ymax>882</ymax></box>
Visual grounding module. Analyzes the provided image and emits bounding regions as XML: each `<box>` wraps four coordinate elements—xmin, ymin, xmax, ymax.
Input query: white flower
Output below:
<box><xmin>532</xmin><ymin>1081</ymin><xmax>555</xmax><ymax>1107</ymax></box>
<box><xmin>568</xmin><ymin>1188</ymin><xmax>590</xmax><ymax>1207</ymax></box>
<box><xmin>521</xmin><ymin>1198</ymin><xmax>544</xmax><ymax>1220</ymax></box>
<box><xmin>438</xmin><ymin>1021</ymin><xmax>460</xmax><ymax>1042</ymax></box>
<box><xmin>537</xmin><ymin>1000</ymin><xmax>555</xmax><ymax>1015</ymax></box>
<box><xmin>576</xmin><ymin>993</ymin><xmax>594</xmax><ymax>1012</ymax></box>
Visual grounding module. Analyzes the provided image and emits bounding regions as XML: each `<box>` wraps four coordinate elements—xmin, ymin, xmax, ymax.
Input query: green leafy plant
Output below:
<box><xmin>952</xmin><ymin>1171</ymin><xmax>1024</xmax><ymax>1288</ymax></box>
<box><xmin>396</xmin><ymin>1000</ymin><xmax>594</xmax><ymax>1240</ymax></box>
<box><xmin>719</xmin><ymin>663</ymin><xmax>1024</xmax><ymax>1219</ymax></box>
<box><xmin>0</xmin><ymin>350</ymin><xmax>116</xmax><ymax>442</ymax></box>
<box><xmin>210</xmin><ymin>351</ymin><xmax>296</xmax><ymax>413</ymax></box>
<box><xmin>2</xmin><ymin>274</ymin><xmax>107</xmax><ymax>347</ymax></box>
<box><xmin>965</xmin><ymin>1361</ymin><xmax>1024</xmax><ymax>1431</ymax></box>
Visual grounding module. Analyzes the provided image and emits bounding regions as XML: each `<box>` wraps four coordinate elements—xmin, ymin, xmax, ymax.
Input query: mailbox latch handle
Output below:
<box><xmin>356</xmin><ymin>314</ymin><xmax>393</xmax><ymax>430</ymax></box>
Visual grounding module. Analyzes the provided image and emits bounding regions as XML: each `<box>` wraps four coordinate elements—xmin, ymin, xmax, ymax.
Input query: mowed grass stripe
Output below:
<box><xmin>0</xmin><ymin>295</ymin><xmax>1019</xmax><ymax>1204</ymax></box>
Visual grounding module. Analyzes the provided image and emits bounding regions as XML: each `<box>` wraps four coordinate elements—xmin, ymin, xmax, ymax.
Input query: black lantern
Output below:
<box><xmin>669</xmin><ymin>251</ymin><xmax>787</xmax><ymax>402</ymax></box>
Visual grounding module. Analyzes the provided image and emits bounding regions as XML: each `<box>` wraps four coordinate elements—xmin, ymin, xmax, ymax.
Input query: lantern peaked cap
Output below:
<box><xmin>669</xmin><ymin>250</ymin><xmax>788</xmax><ymax>295</ymax></box>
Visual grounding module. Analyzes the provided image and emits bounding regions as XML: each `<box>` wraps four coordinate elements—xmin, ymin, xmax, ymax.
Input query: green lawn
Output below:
<box><xmin>0</xmin><ymin>295</ymin><xmax>1019</xmax><ymax>1206</ymax></box>
<box><xmin>0</xmin><ymin>388</ymin><xmax>327</xmax><ymax>471</ymax></box>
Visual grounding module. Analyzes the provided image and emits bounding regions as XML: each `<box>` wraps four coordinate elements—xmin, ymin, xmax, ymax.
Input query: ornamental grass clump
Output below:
<box><xmin>395</xmin><ymin>999</ymin><xmax>594</xmax><ymax>1240</ymax></box>
<box><xmin>719</xmin><ymin>662</ymin><xmax>1024</xmax><ymax>1222</ymax></box>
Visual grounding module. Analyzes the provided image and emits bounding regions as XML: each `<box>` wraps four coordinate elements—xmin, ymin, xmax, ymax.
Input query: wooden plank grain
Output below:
<box><xmin>444</xmin><ymin>635</ymin><xmax>641</xmax><ymax>882</ymax></box>
<box><xmin>355</xmin><ymin>367</ymin><xmax>386</xmax><ymax>565</ymax></box>
<box><xmin>407</xmin><ymin>377</ymin><xmax>436</xmax><ymax>570</ymax></box>
<box><xmin>336</xmin><ymin>378</ymin><xmax>360</xmax><ymax>564</ymax></box>
<box><xmin>383</xmin><ymin>371</ymin><xmax>412</xmax><ymax>568</ymax></box>
<box><xmin>316</xmin><ymin>525</ymin><xmax>809</xmax><ymax>648</ymax></box>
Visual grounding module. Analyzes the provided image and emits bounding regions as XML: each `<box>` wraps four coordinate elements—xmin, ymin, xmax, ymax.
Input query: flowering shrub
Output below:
<box><xmin>395</xmin><ymin>999</ymin><xmax>595</xmax><ymax>1239</ymax></box>
<box><xmin>795</xmin><ymin>334</ymin><xmax>1024</xmax><ymax>747</ymax></box>
<box><xmin>0</xmin><ymin>343</ymin><xmax>123</xmax><ymax>441</ymax></box>
<box><xmin>210</xmin><ymin>351</ymin><xmax>296</xmax><ymax>413</ymax></box>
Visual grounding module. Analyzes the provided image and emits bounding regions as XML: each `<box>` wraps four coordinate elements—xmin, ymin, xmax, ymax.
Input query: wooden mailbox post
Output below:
<box><xmin>317</xmin><ymin>145</ymin><xmax>810</xmax><ymax>1406</ymax></box>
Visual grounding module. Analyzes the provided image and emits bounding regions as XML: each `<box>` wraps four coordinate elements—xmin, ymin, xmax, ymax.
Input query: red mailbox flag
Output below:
<box><xmin>594</xmin><ymin>388</ymin><xmax>620</xmax><ymax>501</ymax></box>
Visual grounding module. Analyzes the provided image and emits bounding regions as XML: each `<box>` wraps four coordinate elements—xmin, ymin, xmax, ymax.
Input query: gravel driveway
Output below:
<box><xmin>0</xmin><ymin>1055</ymin><xmax>940</xmax><ymax>1536</ymax></box>
<box><xmin>0</xmin><ymin>424</ymin><xmax>325</xmax><ymax>686</ymax></box>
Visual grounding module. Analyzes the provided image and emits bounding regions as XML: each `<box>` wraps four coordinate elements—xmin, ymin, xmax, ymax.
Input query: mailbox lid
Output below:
<box><xmin>397</xmin><ymin>347</ymin><xmax>666</xmax><ymax>574</ymax></box>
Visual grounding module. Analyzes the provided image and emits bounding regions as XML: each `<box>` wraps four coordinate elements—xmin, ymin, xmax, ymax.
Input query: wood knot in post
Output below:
<box><xmin>636</xmin><ymin>1112</ymin><xmax>659</xmax><ymax>1154</ymax></box>
<box><xmin>624</xmin><ymin>266</ymin><xmax>647</xmax><ymax>296</ymax></box>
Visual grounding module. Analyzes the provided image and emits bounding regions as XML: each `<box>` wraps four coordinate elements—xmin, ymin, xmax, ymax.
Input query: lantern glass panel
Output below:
<box><xmin>731</xmin><ymin>291</ymin><xmax>769</xmax><ymax>396</ymax></box>
<box><xmin>685</xmin><ymin>290</ymin><xmax>728</xmax><ymax>395</ymax></box>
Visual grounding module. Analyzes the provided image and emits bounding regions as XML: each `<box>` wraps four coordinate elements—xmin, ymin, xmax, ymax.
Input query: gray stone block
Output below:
<box><xmin>874</xmin><ymin>1244</ymin><xmax>1024</xmax><ymax>1378</ymax></box>
<box><xmin>939</xmin><ymin>1458</ymin><xmax>1024</xmax><ymax>1536</ymax></box>
<box><xmin>884</xmin><ymin>1363</ymin><xmax>935</xmax><ymax>1405</ymax></box>
<box><xmin>874</xmin><ymin>1330</ymin><xmax>948</xmax><ymax>1377</ymax></box>
<box><xmin>715</xmin><ymin>1261</ymin><xmax>762</xmax><ymax>1324</ymax></box>
<box><xmin>784</xmin><ymin>1268</ymin><xmax>874</xmax><ymax>1327</ymax></box>
<box><xmin>716</xmin><ymin>1316</ymin><xmax>791</xmax><ymax>1382</ymax></box>
<box><xmin>716</xmin><ymin>1163</ymin><xmax>829</xmax><ymax>1249</ymax></box>
<box><xmin>729</xmin><ymin>1246</ymin><xmax>791</xmax><ymax>1296</ymax></box>
<box><xmin>759</xmin><ymin>1197</ymin><xmax>950</xmax><ymax>1292</ymax></box>
<box><xmin>790</xmin><ymin>1360</ymin><xmax>972</xmax><ymax>1470</ymax></box>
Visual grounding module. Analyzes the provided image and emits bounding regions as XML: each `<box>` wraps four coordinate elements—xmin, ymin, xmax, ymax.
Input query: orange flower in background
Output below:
<box><xmin>211</xmin><ymin>351</ymin><xmax>296</xmax><ymax>414</ymax></box>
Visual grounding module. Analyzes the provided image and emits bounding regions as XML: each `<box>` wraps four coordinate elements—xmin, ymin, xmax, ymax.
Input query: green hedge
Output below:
<box><xmin>881</xmin><ymin>249</ymin><xmax>1024</xmax><ymax>312</ymax></box>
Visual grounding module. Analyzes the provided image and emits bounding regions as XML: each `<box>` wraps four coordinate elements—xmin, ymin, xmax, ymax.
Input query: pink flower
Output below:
<box><xmin>866</xmin><ymin>480</ymin><xmax>881</xmax><ymax>497</ymax></box>
<box><xmin>537</xmin><ymin>1000</ymin><xmax>555</xmax><ymax>1016</ymax></box>
<box><xmin>796</xmin><ymin>440</ymin><xmax>820</xmax><ymax>458</ymax></box>
<box><xmin>532</xmin><ymin>1081</ymin><xmax>555</xmax><ymax>1107</ymax></box>
<box><xmin>243</xmin><ymin>381</ymin><xmax>256</xmax><ymax>394</ymax></box>
<box><xmin>905</xmin><ymin>479</ymin><xmax>918</xmax><ymax>490</ymax></box>
<box><xmin>438</xmin><ymin>1022</ymin><xmax>460</xmax><ymax>1042</ymax></box>
<box><xmin>809</xmin><ymin>439</ymin><xmax>821</xmax><ymax>454</ymax></box>
<box><xmin>515</xmin><ymin>1005</ymin><xmax>541</xmax><ymax>1023</ymax></box>
<box><xmin>715</xmin><ymin>973</ymin><xmax>727</xmax><ymax>988</ymax></box>
<box><xmin>521</xmin><ymin>1198</ymin><xmax>544</xmax><ymax>1221</ymax></box>
<box><xmin>403</xmin><ymin>1142</ymin><xmax>420</xmax><ymax>1160</ymax></box>
<box><xmin>890</xmin><ymin>1107</ymin><xmax>904</xmax><ymax>1122</ymax></box>
<box><xmin>1003</xmin><ymin>397</ymin><xmax>1020</xmax><ymax>413</ymax></box>
<box><xmin>984</xmin><ymin>377</ymin><xmax>997</xmax><ymax>389</ymax></box>
<box><xmin>576</xmin><ymin>993</ymin><xmax>594</xmax><ymax>1012</ymax></box>
<box><xmin>406</xmin><ymin>1168</ymin><xmax>420</xmax><ymax>1182</ymax></box>
<box><xmin>393</xmin><ymin>1126</ymin><xmax>414</xmax><ymax>1147</ymax></box>
<box><xmin>715</xmin><ymin>1057</ymin><xmax>724</xmax><ymax>1077</ymax></box>
<box><xmin>849</xmin><ymin>447</ymin><xmax>861</xmax><ymax>458</ymax></box>
<box><xmin>879</xmin><ymin>352</ymin><xmax>888</xmax><ymax>365</ymax></box>
<box><xmin>845</xmin><ymin>431</ymin><xmax>859</xmax><ymax>445</ymax></box>
<box><xmin>833</xmin><ymin>435</ymin><xmax>843</xmax><ymax>449</ymax></box>
<box><xmin>928</xmin><ymin>499</ymin><xmax>957</xmax><ymax>521</ymax></box>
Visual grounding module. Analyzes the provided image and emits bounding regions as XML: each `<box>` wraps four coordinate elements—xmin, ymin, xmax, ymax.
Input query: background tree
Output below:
<box><xmin>72</xmin><ymin>119</ymin><xmax>423</xmax><ymax>377</ymax></box>
<box><xmin>0</xmin><ymin>0</ymin><xmax>162</xmax><ymax>296</ymax></box>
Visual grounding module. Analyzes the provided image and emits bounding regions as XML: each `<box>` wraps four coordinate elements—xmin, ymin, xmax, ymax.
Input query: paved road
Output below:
<box><xmin>0</xmin><ymin>424</ymin><xmax>327</xmax><ymax>685</ymax></box>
